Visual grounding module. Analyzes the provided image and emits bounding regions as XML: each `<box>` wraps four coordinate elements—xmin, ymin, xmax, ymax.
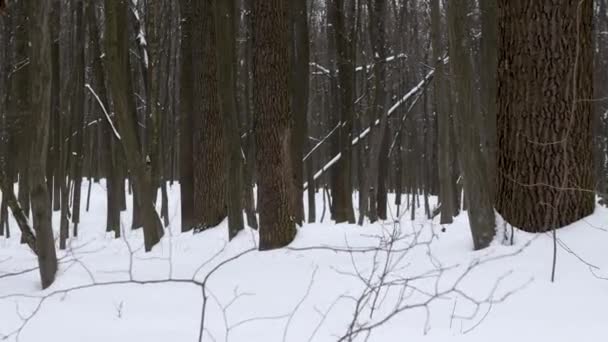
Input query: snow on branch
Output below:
<box><xmin>85</xmin><ymin>84</ymin><xmax>122</xmax><ymax>140</ymax></box>
<box><xmin>310</xmin><ymin>53</ymin><xmax>408</xmax><ymax>77</ymax></box>
<box><xmin>303</xmin><ymin>63</ymin><xmax>438</xmax><ymax>190</ymax></box>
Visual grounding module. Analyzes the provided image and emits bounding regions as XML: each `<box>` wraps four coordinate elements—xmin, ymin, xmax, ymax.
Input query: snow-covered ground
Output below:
<box><xmin>1</xmin><ymin>182</ymin><xmax>607</xmax><ymax>341</ymax></box>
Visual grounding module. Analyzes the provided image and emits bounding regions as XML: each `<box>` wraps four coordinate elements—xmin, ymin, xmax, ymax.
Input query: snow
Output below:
<box><xmin>85</xmin><ymin>84</ymin><xmax>121</xmax><ymax>140</ymax></box>
<box><xmin>1</xmin><ymin>183</ymin><xmax>608</xmax><ymax>341</ymax></box>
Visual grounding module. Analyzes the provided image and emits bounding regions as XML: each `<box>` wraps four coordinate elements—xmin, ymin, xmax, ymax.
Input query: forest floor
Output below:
<box><xmin>1</xmin><ymin>182</ymin><xmax>607</xmax><ymax>342</ymax></box>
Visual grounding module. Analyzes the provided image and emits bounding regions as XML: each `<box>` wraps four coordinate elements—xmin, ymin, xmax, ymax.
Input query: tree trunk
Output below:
<box><xmin>242</xmin><ymin>0</ymin><xmax>258</xmax><ymax>230</ymax></box>
<box><xmin>367</xmin><ymin>0</ymin><xmax>388</xmax><ymax>223</ymax></box>
<box><xmin>70</xmin><ymin>0</ymin><xmax>86</xmax><ymax>238</ymax></box>
<box><xmin>479</xmin><ymin>1</ymin><xmax>498</xmax><ymax>203</ymax></box>
<box><xmin>105</xmin><ymin>0</ymin><xmax>164</xmax><ymax>251</ymax></box>
<box><xmin>290</xmin><ymin>0</ymin><xmax>310</xmax><ymax>225</ymax></box>
<box><xmin>430</xmin><ymin>0</ymin><xmax>456</xmax><ymax>224</ymax></box>
<box><xmin>215</xmin><ymin>0</ymin><xmax>244</xmax><ymax>239</ymax></box>
<box><xmin>447</xmin><ymin>0</ymin><xmax>495</xmax><ymax>250</ymax></box>
<box><xmin>253</xmin><ymin>0</ymin><xmax>297</xmax><ymax>250</ymax></box>
<box><xmin>178</xmin><ymin>0</ymin><xmax>196</xmax><ymax>232</ymax></box>
<box><xmin>496</xmin><ymin>0</ymin><xmax>595</xmax><ymax>232</ymax></box>
<box><xmin>29</xmin><ymin>0</ymin><xmax>58</xmax><ymax>288</ymax></box>
<box><xmin>192</xmin><ymin>0</ymin><xmax>227</xmax><ymax>231</ymax></box>
<box><xmin>332</xmin><ymin>0</ymin><xmax>356</xmax><ymax>224</ymax></box>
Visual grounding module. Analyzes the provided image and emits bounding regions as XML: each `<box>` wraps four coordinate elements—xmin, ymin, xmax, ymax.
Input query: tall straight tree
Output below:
<box><xmin>241</xmin><ymin>0</ymin><xmax>259</xmax><ymax>230</ymax></box>
<box><xmin>479</xmin><ymin>1</ymin><xmax>498</xmax><ymax>203</ymax></box>
<box><xmin>253</xmin><ymin>0</ymin><xmax>297</xmax><ymax>250</ymax></box>
<box><xmin>367</xmin><ymin>0</ymin><xmax>388</xmax><ymax>223</ymax></box>
<box><xmin>447</xmin><ymin>0</ymin><xmax>495</xmax><ymax>250</ymax></box>
<box><xmin>178</xmin><ymin>0</ymin><xmax>195</xmax><ymax>232</ymax></box>
<box><xmin>192</xmin><ymin>0</ymin><xmax>227</xmax><ymax>231</ymax></box>
<box><xmin>9</xmin><ymin>0</ymin><xmax>31</xmax><ymax>218</ymax></box>
<box><xmin>496</xmin><ymin>1</ymin><xmax>595</xmax><ymax>232</ymax></box>
<box><xmin>431</xmin><ymin>0</ymin><xmax>456</xmax><ymax>224</ymax></box>
<box><xmin>214</xmin><ymin>0</ymin><xmax>244</xmax><ymax>239</ymax></box>
<box><xmin>28</xmin><ymin>0</ymin><xmax>58</xmax><ymax>288</ymax></box>
<box><xmin>146</xmin><ymin>0</ymin><xmax>164</xmax><ymax>208</ymax></box>
<box><xmin>330</xmin><ymin>0</ymin><xmax>356</xmax><ymax>224</ymax></box>
<box><xmin>290</xmin><ymin>0</ymin><xmax>310</xmax><ymax>225</ymax></box>
<box><xmin>105</xmin><ymin>0</ymin><xmax>164</xmax><ymax>251</ymax></box>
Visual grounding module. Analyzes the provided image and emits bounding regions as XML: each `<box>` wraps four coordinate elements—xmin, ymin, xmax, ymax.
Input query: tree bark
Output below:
<box><xmin>479</xmin><ymin>0</ymin><xmax>498</xmax><ymax>203</ymax></box>
<box><xmin>192</xmin><ymin>0</ymin><xmax>227</xmax><ymax>231</ymax></box>
<box><xmin>290</xmin><ymin>0</ymin><xmax>310</xmax><ymax>225</ymax></box>
<box><xmin>253</xmin><ymin>0</ymin><xmax>297</xmax><ymax>250</ymax></box>
<box><xmin>331</xmin><ymin>0</ymin><xmax>356</xmax><ymax>224</ymax></box>
<box><xmin>178</xmin><ymin>0</ymin><xmax>196</xmax><ymax>232</ymax></box>
<box><xmin>29</xmin><ymin>0</ymin><xmax>58</xmax><ymax>288</ymax></box>
<box><xmin>496</xmin><ymin>0</ymin><xmax>595</xmax><ymax>232</ymax></box>
<box><xmin>367</xmin><ymin>0</ymin><xmax>388</xmax><ymax>223</ymax></box>
<box><xmin>105</xmin><ymin>0</ymin><xmax>164</xmax><ymax>251</ymax></box>
<box><xmin>447</xmin><ymin>0</ymin><xmax>495</xmax><ymax>249</ymax></box>
<box><xmin>430</xmin><ymin>0</ymin><xmax>456</xmax><ymax>224</ymax></box>
<box><xmin>214</xmin><ymin>0</ymin><xmax>244</xmax><ymax>239</ymax></box>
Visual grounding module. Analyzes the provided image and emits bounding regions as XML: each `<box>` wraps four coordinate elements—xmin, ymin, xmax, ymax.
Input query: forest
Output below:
<box><xmin>0</xmin><ymin>0</ymin><xmax>607</xmax><ymax>341</ymax></box>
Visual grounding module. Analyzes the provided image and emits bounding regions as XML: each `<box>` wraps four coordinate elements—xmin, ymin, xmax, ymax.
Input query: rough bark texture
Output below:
<box><xmin>192</xmin><ymin>0</ymin><xmax>227</xmax><ymax>231</ymax></box>
<box><xmin>29</xmin><ymin>0</ymin><xmax>58</xmax><ymax>288</ymax></box>
<box><xmin>253</xmin><ymin>0</ymin><xmax>297</xmax><ymax>250</ymax></box>
<box><xmin>496</xmin><ymin>0</ymin><xmax>595</xmax><ymax>232</ymax></box>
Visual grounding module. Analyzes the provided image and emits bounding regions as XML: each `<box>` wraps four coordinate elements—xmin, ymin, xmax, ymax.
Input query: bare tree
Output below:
<box><xmin>104</xmin><ymin>0</ymin><xmax>164</xmax><ymax>251</ymax></box>
<box><xmin>215</xmin><ymin>0</ymin><xmax>245</xmax><ymax>239</ymax></box>
<box><xmin>447</xmin><ymin>0</ymin><xmax>495</xmax><ymax>249</ymax></box>
<box><xmin>28</xmin><ymin>0</ymin><xmax>58</xmax><ymax>288</ymax></box>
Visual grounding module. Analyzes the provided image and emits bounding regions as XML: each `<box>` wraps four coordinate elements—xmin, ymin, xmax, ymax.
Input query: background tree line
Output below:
<box><xmin>0</xmin><ymin>0</ymin><xmax>602</xmax><ymax>289</ymax></box>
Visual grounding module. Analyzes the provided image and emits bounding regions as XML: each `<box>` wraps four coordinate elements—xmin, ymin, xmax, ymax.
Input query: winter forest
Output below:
<box><xmin>0</xmin><ymin>0</ymin><xmax>607</xmax><ymax>341</ymax></box>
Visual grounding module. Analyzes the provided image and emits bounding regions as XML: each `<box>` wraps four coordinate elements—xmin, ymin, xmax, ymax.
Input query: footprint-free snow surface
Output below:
<box><xmin>1</xmin><ymin>182</ymin><xmax>607</xmax><ymax>341</ymax></box>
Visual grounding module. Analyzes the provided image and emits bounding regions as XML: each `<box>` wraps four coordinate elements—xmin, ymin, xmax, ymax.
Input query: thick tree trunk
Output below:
<box><xmin>253</xmin><ymin>0</ymin><xmax>297</xmax><ymax>250</ymax></box>
<box><xmin>192</xmin><ymin>0</ymin><xmax>227</xmax><ymax>231</ymax></box>
<box><xmin>496</xmin><ymin>1</ymin><xmax>595</xmax><ymax>232</ymax></box>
